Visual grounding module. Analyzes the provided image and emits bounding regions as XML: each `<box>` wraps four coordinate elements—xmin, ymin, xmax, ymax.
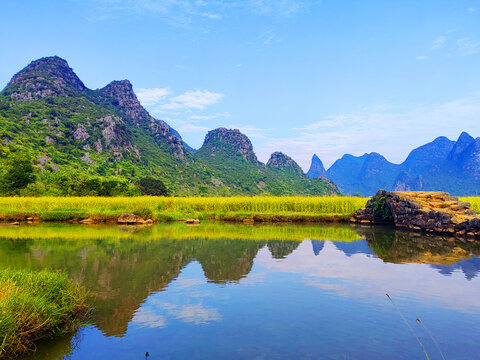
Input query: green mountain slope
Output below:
<box><xmin>0</xmin><ymin>56</ymin><xmax>337</xmax><ymax>196</ymax></box>
<box><xmin>194</xmin><ymin>128</ymin><xmax>338</xmax><ymax>195</ymax></box>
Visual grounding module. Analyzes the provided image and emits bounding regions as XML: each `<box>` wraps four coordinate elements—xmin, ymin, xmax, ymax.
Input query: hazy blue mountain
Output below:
<box><xmin>324</xmin><ymin>132</ymin><xmax>480</xmax><ymax>196</ymax></box>
<box><xmin>326</xmin><ymin>153</ymin><xmax>399</xmax><ymax>195</ymax></box>
<box><xmin>400</xmin><ymin>136</ymin><xmax>455</xmax><ymax>176</ymax></box>
<box><xmin>306</xmin><ymin>154</ymin><xmax>327</xmax><ymax>179</ymax></box>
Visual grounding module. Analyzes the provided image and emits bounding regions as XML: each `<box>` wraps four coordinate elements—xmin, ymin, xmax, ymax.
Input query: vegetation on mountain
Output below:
<box><xmin>0</xmin><ymin>56</ymin><xmax>337</xmax><ymax>196</ymax></box>
<box><xmin>195</xmin><ymin>129</ymin><xmax>338</xmax><ymax>195</ymax></box>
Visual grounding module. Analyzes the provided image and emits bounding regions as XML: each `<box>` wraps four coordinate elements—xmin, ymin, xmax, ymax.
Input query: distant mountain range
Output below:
<box><xmin>307</xmin><ymin>132</ymin><xmax>480</xmax><ymax>196</ymax></box>
<box><xmin>0</xmin><ymin>56</ymin><xmax>337</xmax><ymax>196</ymax></box>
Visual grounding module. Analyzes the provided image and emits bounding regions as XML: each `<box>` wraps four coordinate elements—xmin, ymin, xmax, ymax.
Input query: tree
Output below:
<box><xmin>1</xmin><ymin>152</ymin><xmax>36</xmax><ymax>193</ymax></box>
<box><xmin>137</xmin><ymin>176</ymin><xmax>168</xmax><ymax>196</ymax></box>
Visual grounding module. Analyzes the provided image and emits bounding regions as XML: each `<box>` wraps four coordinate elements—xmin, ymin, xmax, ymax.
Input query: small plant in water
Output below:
<box><xmin>416</xmin><ymin>317</ymin><xmax>446</xmax><ymax>360</ymax></box>
<box><xmin>386</xmin><ymin>293</ymin><xmax>430</xmax><ymax>359</ymax></box>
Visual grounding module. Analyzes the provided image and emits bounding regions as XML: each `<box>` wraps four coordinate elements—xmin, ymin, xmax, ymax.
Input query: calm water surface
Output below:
<box><xmin>1</xmin><ymin>223</ymin><xmax>480</xmax><ymax>360</ymax></box>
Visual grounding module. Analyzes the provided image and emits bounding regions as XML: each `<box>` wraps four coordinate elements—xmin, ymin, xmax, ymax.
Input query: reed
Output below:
<box><xmin>386</xmin><ymin>293</ymin><xmax>430</xmax><ymax>360</ymax></box>
<box><xmin>0</xmin><ymin>269</ymin><xmax>88</xmax><ymax>358</ymax></box>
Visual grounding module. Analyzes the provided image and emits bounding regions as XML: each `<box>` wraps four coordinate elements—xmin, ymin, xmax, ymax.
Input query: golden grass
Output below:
<box><xmin>0</xmin><ymin>196</ymin><xmax>368</xmax><ymax>222</ymax></box>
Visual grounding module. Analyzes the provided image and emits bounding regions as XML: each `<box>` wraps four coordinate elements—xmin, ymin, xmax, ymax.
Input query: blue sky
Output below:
<box><xmin>1</xmin><ymin>0</ymin><xmax>480</xmax><ymax>170</ymax></box>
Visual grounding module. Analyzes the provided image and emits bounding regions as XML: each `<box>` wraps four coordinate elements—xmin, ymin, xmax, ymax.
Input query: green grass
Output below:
<box><xmin>0</xmin><ymin>269</ymin><xmax>88</xmax><ymax>359</ymax></box>
<box><xmin>0</xmin><ymin>196</ymin><xmax>368</xmax><ymax>223</ymax></box>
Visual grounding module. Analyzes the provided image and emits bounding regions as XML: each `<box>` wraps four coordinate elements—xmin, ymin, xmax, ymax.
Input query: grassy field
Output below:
<box><xmin>0</xmin><ymin>269</ymin><xmax>88</xmax><ymax>358</ymax></box>
<box><xmin>0</xmin><ymin>196</ymin><xmax>368</xmax><ymax>223</ymax></box>
<box><xmin>461</xmin><ymin>197</ymin><xmax>480</xmax><ymax>212</ymax></box>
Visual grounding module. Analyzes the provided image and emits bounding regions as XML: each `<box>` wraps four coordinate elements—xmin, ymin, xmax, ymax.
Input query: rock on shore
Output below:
<box><xmin>352</xmin><ymin>190</ymin><xmax>480</xmax><ymax>238</ymax></box>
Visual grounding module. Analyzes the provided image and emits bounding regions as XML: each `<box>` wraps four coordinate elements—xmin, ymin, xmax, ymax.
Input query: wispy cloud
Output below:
<box><xmin>257</xmin><ymin>93</ymin><xmax>480</xmax><ymax>170</ymax></box>
<box><xmin>457</xmin><ymin>37</ymin><xmax>480</xmax><ymax>56</ymax></box>
<box><xmin>190</xmin><ymin>112</ymin><xmax>231</xmax><ymax>121</ymax></box>
<box><xmin>227</xmin><ymin>124</ymin><xmax>267</xmax><ymax>138</ymax></box>
<box><xmin>468</xmin><ymin>7</ymin><xmax>476</xmax><ymax>13</ymax></box>
<box><xmin>136</xmin><ymin>87</ymin><xmax>170</xmax><ymax>106</ymax></box>
<box><xmin>415</xmin><ymin>55</ymin><xmax>428</xmax><ymax>61</ymax></box>
<box><xmin>162</xmin><ymin>90</ymin><xmax>224</xmax><ymax>110</ymax></box>
<box><xmin>430</xmin><ymin>35</ymin><xmax>446</xmax><ymax>51</ymax></box>
<box><xmin>91</xmin><ymin>0</ymin><xmax>314</xmax><ymax>23</ymax></box>
<box><xmin>177</xmin><ymin>123</ymin><xmax>210</xmax><ymax>133</ymax></box>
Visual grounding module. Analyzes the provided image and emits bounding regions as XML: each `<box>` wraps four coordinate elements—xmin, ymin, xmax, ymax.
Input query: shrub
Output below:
<box><xmin>138</xmin><ymin>176</ymin><xmax>168</xmax><ymax>196</ymax></box>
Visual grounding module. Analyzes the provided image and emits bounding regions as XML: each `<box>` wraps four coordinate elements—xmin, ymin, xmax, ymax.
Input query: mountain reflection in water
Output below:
<box><xmin>0</xmin><ymin>223</ymin><xmax>479</xmax><ymax>360</ymax></box>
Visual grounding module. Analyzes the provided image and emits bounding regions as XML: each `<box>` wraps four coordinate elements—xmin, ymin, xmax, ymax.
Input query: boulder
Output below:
<box><xmin>117</xmin><ymin>214</ymin><xmax>146</xmax><ymax>225</ymax></box>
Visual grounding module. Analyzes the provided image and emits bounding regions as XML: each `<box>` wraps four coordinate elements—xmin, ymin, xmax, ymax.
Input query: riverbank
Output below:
<box><xmin>0</xmin><ymin>269</ymin><xmax>88</xmax><ymax>359</ymax></box>
<box><xmin>0</xmin><ymin>196</ymin><xmax>367</xmax><ymax>224</ymax></box>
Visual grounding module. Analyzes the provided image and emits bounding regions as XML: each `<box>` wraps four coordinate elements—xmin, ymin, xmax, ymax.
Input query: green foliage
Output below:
<box><xmin>0</xmin><ymin>152</ymin><xmax>36</xmax><ymax>193</ymax></box>
<box><xmin>138</xmin><ymin>176</ymin><xmax>168</xmax><ymax>196</ymax></box>
<box><xmin>371</xmin><ymin>194</ymin><xmax>394</xmax><ymax>223</ymax></box>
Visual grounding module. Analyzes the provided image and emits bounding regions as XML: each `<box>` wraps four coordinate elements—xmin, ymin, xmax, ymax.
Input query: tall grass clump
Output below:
<box><xmin>0</xmin><ymin>269</ymin><xmax>88</xmax><ymax>358</ymax></box>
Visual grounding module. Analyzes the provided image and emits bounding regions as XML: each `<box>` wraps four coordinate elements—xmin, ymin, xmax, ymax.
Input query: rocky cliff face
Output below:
<box><xmin>306</xmin><ymin>154</ymin><xmax>326</xmax><ymax>178</ymax></box>
<box><xmin>97</xmin><ymin>80</ymin><xmax>185</xmax><ymax>158</ymax></box>
<box><xmin>267</xmin><ymin>152</ymin><xmax>304</xmax><ymax>174</ymax></box>
<box><xmin>4</xmin><ymin>56</ymin><xmax>87</xmax><ymax>101</ymax></box>
<box><xmin>200</xmin><ymin>128</ymin><xmax>258</xmax><ymax>162</ymax></box>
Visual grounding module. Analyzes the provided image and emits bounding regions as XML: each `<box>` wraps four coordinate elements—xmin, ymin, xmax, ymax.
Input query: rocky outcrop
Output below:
<box><xmin>117</xmin><ymin>214</ymin><xmax>153</xmax><ymax>225</ymax></box>
<box><xmin>352</xmin><ymin>190</ymin><xmax>480</xmax><ymax>238</ymax></box>
<box><xmin>98</xmin><ymin>80</ymin><xmax>185</xmax><ymax>158</ymax></box>
<box><xmin>200</xmin><ymin>128</ymin><xmax>258</xmax><ymax>162</ymax></box>
<box><xmin>266</xmin><ymin>152</ymin><xmax>303</xmax><ymax>174</ymax></box>
<box><xmin>5</xmin><ymin>56</ymin><xmax>86</xmax><ymax>101</ymax></box>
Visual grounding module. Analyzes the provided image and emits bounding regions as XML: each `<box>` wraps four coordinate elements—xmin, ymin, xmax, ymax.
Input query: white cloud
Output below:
<box><xmin>163</xmin><ymin>90</ymin><xmax>224</xmax><ymax>110</ymax></box>
<box><xmin>228</xmin><ymin>124</ymin><xmax>267</xmax><ymax>138</ymax></box>
<box><xmin>136</xmin><ymin>87</ymin><xmax>170</xmax><ymax>106</ymax></box>
<box><xmin>177</xmin><ymin>124</ymin><xmax>210</xmax><ymax>133</ymax></box>
<box><xmin>132</xmin><ymin>307</ymin><xmax>167</xmax><ymax>328</ymax></box>
<box><xmin>468</xmin><ymin>7</ymin><xmax>476</xmax><ymax>13</ymax></box>
<box><xmin>457</xmin><ymin>37</ymin><xmax>480</xmax><ymax>56</ymax></box>
<box><xmin>256</xmin><ymin>93</ymin><xmax>480</xmax><ymax>170</ymax></box>
<box><xmin>415</xmin><ymin>55</ymin><xmax>428</xmax><ymax>61</ymax></box>
<box><xmin>189</xmin><ymin>112</ymin><xmax>231</xmax><ymax>120</ymax></box>
<box><xmin>430</xmin><ymin>35</ymin><xmax>446</xmax><ymax>51</ymax></box>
